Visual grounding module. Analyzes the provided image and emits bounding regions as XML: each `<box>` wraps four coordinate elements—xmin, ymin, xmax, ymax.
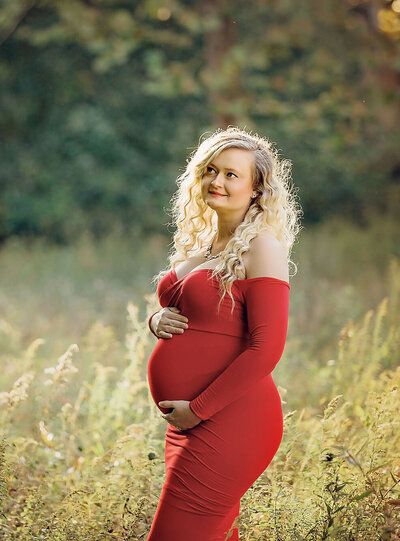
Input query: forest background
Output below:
<box><xmin>0</xmin><ymin>1</ymin><xmax>399</xmax><ymax>539</ymax></box>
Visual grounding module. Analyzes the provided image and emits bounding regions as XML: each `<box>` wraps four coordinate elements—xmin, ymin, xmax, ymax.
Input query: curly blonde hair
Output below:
<box><xmin>152</xmin><ymin>126</ymin><xmax>303</xmax><ymax>314</ymax></box>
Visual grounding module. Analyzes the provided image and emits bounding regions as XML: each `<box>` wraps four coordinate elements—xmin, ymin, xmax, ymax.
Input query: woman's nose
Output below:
<box><xmin>210</xmin><ymin>172</ymin><xmax>224</xmax><ymax>187</ymax></box>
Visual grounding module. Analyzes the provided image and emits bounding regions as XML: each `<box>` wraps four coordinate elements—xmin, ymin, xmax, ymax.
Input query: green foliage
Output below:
<box><xmin>0</xmin><ymin>0</ymin><xmax>399</xmax><ymax>241</ymax></box>
<box><xmin>0</xmin><ymin>38</ymin><xmax>204</xmax><ymax>242</ymax></box>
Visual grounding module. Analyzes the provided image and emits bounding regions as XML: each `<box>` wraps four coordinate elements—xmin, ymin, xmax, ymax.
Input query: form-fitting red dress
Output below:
<box><xmin>146</xmin><ymin>267</ymin><xmax>290</xmax><ymax>541</ymax></box>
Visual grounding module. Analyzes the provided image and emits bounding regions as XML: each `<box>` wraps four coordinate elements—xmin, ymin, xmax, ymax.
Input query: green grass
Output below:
<box><xmin>0</xmin><ymin>211</ymin><xmax>399</xmax><ymax>540</ymax></box>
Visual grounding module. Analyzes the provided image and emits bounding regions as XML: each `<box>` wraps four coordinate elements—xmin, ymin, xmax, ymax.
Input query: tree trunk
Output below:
<box><xmin>201</xmin><ymin>0</ymin><xmax>241</xmax><ymax>128</ymax></box>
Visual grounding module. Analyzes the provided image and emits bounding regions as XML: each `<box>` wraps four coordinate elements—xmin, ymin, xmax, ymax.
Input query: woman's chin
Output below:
<box><xmin>204</xmin><ymin>196</ymin><xmax>228</xmax><ymax>208</ymax></box>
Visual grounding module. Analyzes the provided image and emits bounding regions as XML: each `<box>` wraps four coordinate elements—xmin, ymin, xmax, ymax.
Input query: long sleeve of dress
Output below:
<box><xmin>189</xmin><ymin>278</ymin><xmax>290</xmax><ymax>421</ymax></box>
<box><xmin>148</xmin><ymin>311</ymin><xmax>160</xmax><ymax>338</ymax></box>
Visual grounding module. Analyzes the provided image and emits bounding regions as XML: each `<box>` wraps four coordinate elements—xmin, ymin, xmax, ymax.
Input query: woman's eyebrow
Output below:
<box><xmin>209</xmin><ymin>163</ymin><xmax>240</xmax><ymax>174</ymax></box>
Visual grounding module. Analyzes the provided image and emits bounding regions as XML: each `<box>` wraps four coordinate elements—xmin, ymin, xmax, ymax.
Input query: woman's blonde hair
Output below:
<box><xmin>152</xmin><ymin>126</ymin><xmax>303</xmax><ymax>314</ymax></box>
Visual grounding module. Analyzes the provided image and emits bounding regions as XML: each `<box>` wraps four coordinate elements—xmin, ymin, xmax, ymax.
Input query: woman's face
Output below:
<box><xmin>201</xmin><ymin>147</ymin><xmax>255</xmax><ymax>213</ymax></box>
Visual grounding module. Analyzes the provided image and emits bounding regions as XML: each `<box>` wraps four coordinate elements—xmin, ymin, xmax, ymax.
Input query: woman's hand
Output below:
<box><xmin>159</xmin><ymin>400</ymin><xmax>202</xmax><ymax>430</ymax></box>
<box><xmin>151</xmin><ymin>307</ymin><xmax>188</xmax><ymax>339</ymax></box>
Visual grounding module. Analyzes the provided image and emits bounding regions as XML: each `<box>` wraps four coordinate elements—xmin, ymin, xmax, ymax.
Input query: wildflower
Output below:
<box><xmin>0</xmin><ymin>372</ymin><xmax>35</xmax><ymax>410</ymax></box>
<box><xmin>43</xmin><ymin>344</ymin><xmax>79</xmax><ymax>386</ymax></box>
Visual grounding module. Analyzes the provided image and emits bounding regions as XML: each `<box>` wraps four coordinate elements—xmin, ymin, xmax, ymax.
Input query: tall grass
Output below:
<box><xmin>0</xmin><ymin>212</ymin><xmax>399</xmax><ymax>539</ymax></box>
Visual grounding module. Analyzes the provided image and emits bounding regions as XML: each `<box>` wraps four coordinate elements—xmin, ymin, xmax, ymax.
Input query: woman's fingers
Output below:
<box><xmin>168</xmin><ymin>307</ymin><xmax>189</xmax><ymax>322</ymax></box>
<box><xmin>161</xmin><ymin>409</ymin><xmax>174</xmax><ymax>421</ymax></box>
<box><xmin>156</xmin><ymin>308</ymin><xmax>188</xmax><ymax>337</ymax></box>
<box><xmin>151</xmin><ymin>307</ymin><xmax>189</xmax><ymax>338</ymax></box>
<box><xmin>158</xmin><ymin>322</ymin><xmax>182</xmax><ymax>338</ymax></box>
<box><xmin>167</xmin><ymin>310</ymin><xmax>189</xmax><ymax>328</ymax></box>
<box><xmin>167</xmin><ymin>323</ymin><xmax>186</xmax><ymax>334</ymax></box>
<box><xmin>158</xmin><ymin>331</ymin><xmax>173</xmax><ymax>338</ymax></box>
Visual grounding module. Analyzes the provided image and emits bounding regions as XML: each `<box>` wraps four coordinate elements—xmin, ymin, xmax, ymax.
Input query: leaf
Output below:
<box><xmin>333</xmin><ymin>505</ymin><xmax>347</xmax><ymax>514</ymax></box>
<box><xmin>390</xmin><ymin>471</ymin><xmax>400</xmax><ymax>483</ymax></box>
<box><xmin>350</xmin><ymin>489</ymin><xmax>373</xmax><ymax>501</ymax></box>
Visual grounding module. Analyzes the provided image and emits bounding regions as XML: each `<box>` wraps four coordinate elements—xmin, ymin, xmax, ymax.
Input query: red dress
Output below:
<box><xmin>146</xmin><ymin>268</ymin><xmax>290</xmax><ymax>541</ymax></box>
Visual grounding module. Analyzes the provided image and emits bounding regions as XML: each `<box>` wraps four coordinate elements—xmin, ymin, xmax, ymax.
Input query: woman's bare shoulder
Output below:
<box><xmin>242</xmin><ymin>231</ymin><xmax>289</xmax><ymax>282</ymax></box>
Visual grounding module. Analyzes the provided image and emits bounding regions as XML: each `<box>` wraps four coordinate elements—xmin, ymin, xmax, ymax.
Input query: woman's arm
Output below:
<box><xmin>189</xmin><ymin>278</ymin><xmax>289</xmax><ymax>420</ymax></box>
<box><xmin>189</xmin><ymin>233</ymin><xmax>290</xmax><ymax>421</ymax></box>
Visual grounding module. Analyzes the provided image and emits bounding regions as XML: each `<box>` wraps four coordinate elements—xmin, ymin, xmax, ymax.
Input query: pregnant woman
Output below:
<box><xmin>146</xmin><ymin>126</ymin><xmax>301</xmax><ymax>540</ymax></box>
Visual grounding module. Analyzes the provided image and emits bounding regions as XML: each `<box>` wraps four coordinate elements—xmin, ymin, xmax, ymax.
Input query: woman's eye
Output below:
<box><xmin>205</xmin><ymin>166</ymin><xmax>236</xmax><ymax>178</ymax></box>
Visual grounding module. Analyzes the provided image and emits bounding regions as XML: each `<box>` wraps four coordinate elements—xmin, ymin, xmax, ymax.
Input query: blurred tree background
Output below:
<box><xmin>0</xmin><ymin>0</ymin><xmax>399</xmax><ymax>243</ymax></box>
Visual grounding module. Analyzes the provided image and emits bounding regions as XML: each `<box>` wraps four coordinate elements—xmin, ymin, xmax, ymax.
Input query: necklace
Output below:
<box><xmin>205</xmin><ymin>232</ymin><xmax>226</xmax><ymax>261</ymax></box>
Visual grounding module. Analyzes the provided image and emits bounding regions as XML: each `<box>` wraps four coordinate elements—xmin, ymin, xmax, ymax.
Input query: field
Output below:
<box><xmin>0</xmin><ymin>212</ymin><xmax>399</xmax><ymax>540</ymax></box>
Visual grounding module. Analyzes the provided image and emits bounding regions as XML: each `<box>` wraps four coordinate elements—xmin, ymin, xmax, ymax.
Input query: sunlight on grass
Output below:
<box><xmin>0</xmin><ymin>213</ymin><xmax>399</xmax><ymax>539</ymax></box>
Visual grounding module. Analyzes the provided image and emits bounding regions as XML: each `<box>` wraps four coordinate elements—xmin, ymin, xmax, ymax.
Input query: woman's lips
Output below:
<box><xmin>209</xmin><ymin>191</ymin><xmax>227</xmax><ymax>197</ymax></box>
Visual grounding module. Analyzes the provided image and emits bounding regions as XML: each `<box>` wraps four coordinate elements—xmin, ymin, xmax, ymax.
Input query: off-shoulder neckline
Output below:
<box><xmin>170</xmin><ymin>268</ymin><xmax>290</xmax><ymax>287</ymax></box>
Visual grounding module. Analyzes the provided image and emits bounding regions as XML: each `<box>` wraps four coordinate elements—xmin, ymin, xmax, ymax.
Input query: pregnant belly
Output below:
<box><xmin>147</xmin><ymin>329</ymin><xmax>248</xmax><ymax>412</ymax></box>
